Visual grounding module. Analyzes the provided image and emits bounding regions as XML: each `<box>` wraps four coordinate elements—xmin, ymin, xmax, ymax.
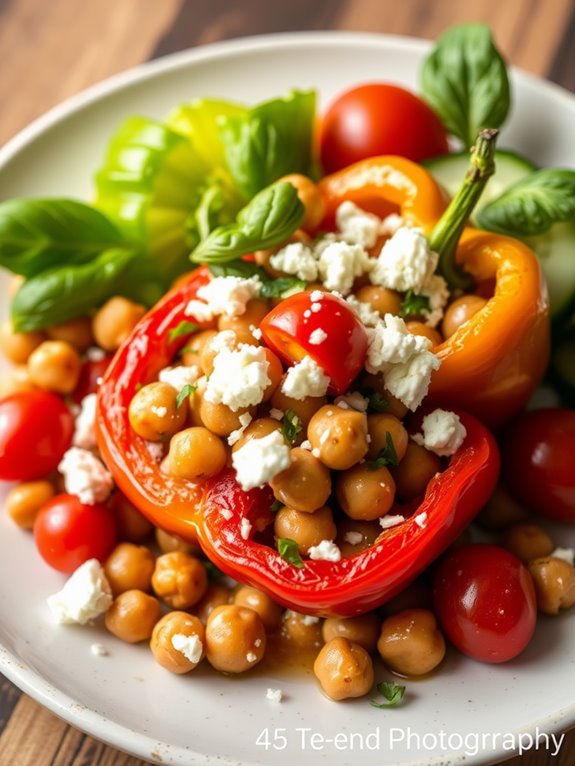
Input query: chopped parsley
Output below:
<box><xmin>367</xmin><ymin>432</ymin><xmax>398</xmax><ymax>469</ymax></box>
<box><xmin>400</xmin><ymin>289</ymin><xmax>431</xmax><ymax>319</ymax></box>
<box><xmin>276</xmin><ymin>537</ymin><xmax>304</xmax><ymax>569</ymax></box>
<box><xmin>370</xmin><ymin>681</ymin><xmax>406</xmax><ymax>709</ymax></box>
<box><xmin>281</xmin><ymin>409</ymin><xmax>303</xmax><ymax>445</ymax></box>
<box><xmin>176</xmin><ymin>383</ymin><xmax>197</xmax><ymax>409</ymax></box>
<box><xmin>168</xmin><ymin>320</ymin><xmax>201</xmax><ymax>343</ymax></box>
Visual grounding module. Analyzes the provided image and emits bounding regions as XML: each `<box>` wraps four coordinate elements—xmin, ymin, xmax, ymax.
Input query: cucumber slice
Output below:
<box><xmin>425</xmin><ymin>150</ymin><xmax>575</xmax><ymax>319</ymax></box>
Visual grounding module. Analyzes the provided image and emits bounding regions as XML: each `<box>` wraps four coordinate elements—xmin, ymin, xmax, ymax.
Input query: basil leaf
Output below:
<box><xmin>370</xmin><ymin>681</ymin><xmax>406</xmax><ymax>709</ymax></box>
<box><xmin>259</xmin><ymin>277</ymin><xmax>307</xmax><ymax>299</ymax></box>
<box><xmin>168</xmin><ymin>321</ymin><xmax>202</xmax><ymax>343</ymax></box>
<box><xmin>0</xmin><ymin>198</ymin><xmax>128</xmax><ymax>277</ymax></box>
<box><xmin>477</xmin><ymin>168</ymin><xmax>575</xmax><ymax>236</ymax></box>
<box><xmin>176</xmin><ymin>383</ymin><xmax>197</xmax><ymax>409</ymax></box>
<box><xmin>367</xmin><ymin>433</ymin><xmax>398</xmax><ymax>470</ymax></box>
<box><xmin>276</xmin><ymin>537</ymin><xmax>304</xmax><ymax>568</ymax></box>
<box><xmin>400</xmin><ymin>289</ymin><xmax>431</xmax><ymax>318</ymax></box>
<box><xmin>281</xmin><ymin>409</ymin><xmax>303</xmax><ymax>445</ymax></box>
<box><xmin>208</xmin><ymin>260</ymin><xmax>266</xmax><ymax>280</ymax></box>
<box><xmin>421</xmin><ymin>23</ymin><xmax>510</xmax><ymax>149</ymax></box>
<box><xmin>191</xmin><ymin>181</ymin><xmax>304</xmax><ymax>264</ymax></box>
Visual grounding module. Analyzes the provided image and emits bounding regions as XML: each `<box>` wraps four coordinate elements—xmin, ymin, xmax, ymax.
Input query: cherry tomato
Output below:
<box><xmin>433</xmin><ymin>544</ymin><xmax>537</xmax><ymax>663</ymax></box>
<box><xmin>503</xmin><ymin>408</ymin><xmax>575</xmax><ymax>523</ymax></box>
<box><xmin>72</xmin><ymin>354</ymin><xmax>113</xmax><ymax>403</ymax></box>
<box><xmin>320</xmin><ymin>83</ymin><xmax>449</xmax><ymax>174</ymax></box>
<box><xmin>34</xmin><ymin>493</ymin><xmax>117</xmax><ymax>573</ymax></box>
<box><xmin>260</xmin><ymin>290</ymin><xmax>368</xmax><ymax>395</ymax></box>
<box><xmin>0</xmin><ymin>391</ymin><xmax>74</xmax><ymax>481</ymax></box>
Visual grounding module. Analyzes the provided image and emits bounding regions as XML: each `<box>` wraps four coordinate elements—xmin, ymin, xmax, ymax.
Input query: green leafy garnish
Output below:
<box><xmin>276</xmin><ymin>538</ymin><xmax>304</xmax><ymax>568</ymax></box>
<box><xmin>168</xmin><ymin>321</ymin><xmax>202</xmax><ymax>343</ymax></box>
<box><xmin>176</xmin><ymin>383</ymin><xmax>197</xmax><ymax>409</ymax></box>
<box><xmin>370</xmin><ymin>681</ymin><xmax>406</xmax><ymax>709</ymax></box>
<box><xmin>360</xmin><ymin>387</ymin><xmax>389</xmax><ymax>413</ymax></box>
<box><xmin>270</xmin><ymin>499</ymin><xmax>283</xmax><ymax>513</ymax></box>
<box><xmin>281</xmin><ymin>409</ymin><xmax>303</xmax><ymax>445</ymax></box>
<box><xmin>477</xmin><ymin>168</ymin><xmax>575</xmax><ymax>236</ymax></box>
<box><xmin>421</xmin><ymin>23</ymin><xmax>510</xmax><ymax>149</ymax></box>
<box><xmin>260</xmin><ymin>277</ymin><xmax>307</xmax><ymax>299</ymax></box>
<box><xmin>208</xmin><ymin>260</ymin><xmax>266</xmax><ymax>279</ymax></box>
<box><xmin>400</xmin><ymin>289</ymin><xmax>431</xmax><ymax>318</ymax></box>
<box><xmin>367</xmin><ymin>433</ymin><xmax>398</xmax><ymax>470</ymax></box>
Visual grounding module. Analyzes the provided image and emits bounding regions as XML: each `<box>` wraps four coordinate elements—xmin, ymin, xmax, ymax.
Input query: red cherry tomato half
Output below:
<box><xmin>0</xmin><ymin>390</ymin><xmax>74</xmax><ymax>481</ymax></box>
<box><xmin>433</xmin><ymin>544</ymin><xmax>537</xmax><ymax>664</ymax></box>
<box><xmin>320</xmin><ymin>83</ymin><xmax>449</xmax><ymax>174</ymax></box>
<box><xmin>34</xmin><ymin>493</ymin><xmax>117</xmax><ymax>573</ymax></box>
<box><xmin>72</xmin><ymin>354</ymin><xmax>114</xmax><ymax>403</ymax></box>
<box><xmin>260</xmin><ymin>290</ymin><xmax>368</xmax><ymax>395</ymax></box>
<box><xmin>503</xmin><ymin>408</ymin><xmax>575</xmax><ymax>523</ymax></box>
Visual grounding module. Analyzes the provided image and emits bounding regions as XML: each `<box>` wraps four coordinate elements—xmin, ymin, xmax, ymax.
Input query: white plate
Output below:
<box><xmin>1</xmin><ymin>32</ymin><xmax>574</xmax><ymax>766</ymax></box>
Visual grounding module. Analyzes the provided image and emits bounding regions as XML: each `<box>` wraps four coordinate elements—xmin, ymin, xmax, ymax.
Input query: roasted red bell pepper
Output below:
<box><xmin>96</xmin><ymin>268</ymin><xmax>500</xmax><ymax>617</ymax></box>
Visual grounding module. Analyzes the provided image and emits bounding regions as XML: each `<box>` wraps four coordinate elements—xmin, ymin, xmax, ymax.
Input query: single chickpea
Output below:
<box><xmin>218</xmin><ymin>299</ymin><xmax>269</xmax><ymax>334</ymax></box>
<box><xmin>150</xmin><ymin>611</ymin><xmax>206</xmax><ymax>674</ymax></box>
<box><xmin>282</xmin><ymin>610</ymin><xmax>323</xmax><ymax>648</ymax></box>
<box><xmin>5</xmin><ymin>481</ymin><xmax>54</xmax><ymax>529</ymax></box>
<box><xmin>322</xmin><ymin>614</ymin><xmax>381</xmax><ymax>653</ymax></box>
<box><xmin>336</xmin><ymin>519</ymin><xmax>381</xmax><ymax>557</ymax></box>
<box><xmin>152</xmin><ymin>551</ymin><xmax>208</xmax><ymax>609</ymax></box>
<box><xmin>527</xmin><ymin>557</ymin><xmax>575</xmax><ymax>615</ymax></box>
<box><xmin>360</xmin><ymin>374</ymin><xmax>409</xmax><ymax>420</ymax></box>
<box><xmin>392</xmin><ymin>441</ymin><xmax>441</xmax><ymax>501</ymax></box>
<box><xmin>104</xmin><ymin>543</ymin><xmax>156</xmax><ymax>595</ymax></box>
<box><xmin>260</xmin><ymin>348</ymin><xmax>284</xmax><ymax>401</ymax></box>
<box><xmin>271</xmin><ymin>385</ymin><xmax>328</xmax><ymax>429</ymax></box>
<box><xmin>110</xmin><ymin>493</ymin><xmax>153</xmax><ymax>543</ymax></box>
<box><xmin>128</xmin><ymin>382</ymin><xmax>187</xmax><ymax>441</ymax></box>
<box><xmin>442</xmin><ymin>295</ymin><xmax>487</xmax><ymax>339</ymax></box>
<box><xmin>367</xmin><ymin>413</ymin><xmax>409</xmax><ymax>462</ymax></box>
<box><xmin>47</xmin><ymin>316</ymin><xmax>94</xmax><ymax>352</ymax></box>
<box><xmin>377</xmin><ymin>608</ymin><xmax>445</xmax><ymax>676</ymax></box>
<box><xmin>0</xmin><ymin>365</ymin><xmax>36</xmax><ymax>397</ymax></box>
<box><xmin>503</xmin><ymin>524</ymin><xmax>555</xmax><ymax>563</ymax></box>
<box><xmin>92</xmin><ymin>296</ymin><xmax>146</xmax><ymax>351</ymax></box>
<box><xmin>105</xmin><ymin>589</ymin><xmax>161</xmax><ymax>643</ymax></box>
<box><xmin>181</xmin><ymin>329</ymin><xmax>218</xmax><ymax>370</ymax></box>
<box><xmin>231</xmin><ymin>417</ymin><xmax>281</xmax><ymax>452</ymax></box>
<box><xmin>187</xmin><ymin>376</ymin><xmax>206</xmax><ymax>427</ymax></box>
<box><xmin>476</xmin><ymin>483</ymin><xmax>529</xmax><ymax>531</ymax></box>
<box><xmin>166</xmin><ymin>427</ymin><xmax>227</xmax><ymax>481</ymax></box>
<box><xmin>234</xmin><ymin>586</ymin><xmax>283</xmax><ymax>632</ymax></box>
<box><xmin>274</xmin><ymin>505</ymin><xmax>337</xmax><ymax>555</ymax></box>
<box><xmin>205</xmin><ymin>604</ymin><xmax>267</xmax><ymax>673</ymax></box>
<box><xmin>155</xmin><ymin>527</ymin><xmax>201</xmax><ymax>556</ymax></box>
<box><xmin>307</xmin><ymin>405</ymin><xmax>369</xmax><ymax>470</ymax></box>
<box><xmin>0</xmin><ymin>320</ymin><xmax>45</xmax><ymax>364</ymax></box>
<box><xmin>199</xmin><ymin>397</ymin><xmax>254</xmax><ymax>437</ymax></box>
<box><xmin>269</xmin><ymin>447</ymin><xmax>331</xmax><ymax>512</ymax></box>
<box><xmin>27</xmin><ymin>340</ymin><xmax>81</xmax><ymax>394</ymax></box>
<box><xmin>336</xmin><ymin>464</ymin><xmax>396</xmax><ymax>521</ymax></box>
<box><xmin>314</xmin><ymin>637</ymin><xmax>374</xmax><ymax>701</ymax></box>
<box><xmin>355</xmin><ymin>285</ymin><xmax>402</xmax><ymax>317</ymax></box>
<box><xmin>405</xmin><ymin>321</ymin><xmax>443</xmax><ymax>347</ymax></box>
<box><xmin>278</xmin><ymin>174</ymin><xmax>325</xmax><ymax>230</ymax></box>
<box><xmin>194</xmin><ymin>582</ymin><xmax>233</xmax><ymax>623</ymax></box>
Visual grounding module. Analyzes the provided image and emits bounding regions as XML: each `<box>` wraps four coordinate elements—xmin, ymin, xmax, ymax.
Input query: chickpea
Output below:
<box><xmin>194</xmin><ymin>583</ymin><xmax>233</xmax><ymax>623</ymax></box>
<box><xmin>92</xmin><ymin>296</ymin><xmax>146</xmax><ymax>351</ymax></box>
<box><xmin>234</xmin><ymin>586</ymin><xmax>283</xmax><ymax>632</ymax></box>
<box><xmin>110</xmin><ymin>493</ymin><xmax>153</xmax><ymax>543</ymax></box>
<box><xmin>274</xmin><ymin>505</ymin><xmax>337</xmax><ymax>555</ymax></box>
<box><xmin>128</xmin><ymin>382</ymin><xmax>187</xmax><ymax>441</ymax></box>
<box><xmin>47</xmin><ymin>316</ymin><xmax>94</xmax><ymax>352</ymax></box>
<box><xmin>205</xmin><ymin>604</ymin><xmax>266</xmax><ymax>673</ymax></box>
<box><xmin>307</xmin><ymin>405</ymin><xmax>368</xmax><ymax>470</ymax></box>
<box><xmin>181</xmin><ymin>329</ymin><xmax>218</xmax><ymax>370</ymax></box>
<box><xmin>314</xmin><ymin>637</ymin><xmax>374</xmax><ymax>701</ymax></box>
<box><xmin>0</xmin><ymin>320</ymin><xmax>45</xmax><ymax>364</ymax></box>
<box><xmin>405</xmin><ymin>321</ymin><xmax>443</xmax><ymax>347</ymax></box>
<box><xmin>5</xmin><ymin>481</ymin><xmax>54</xmax><ymax>528</ymax></box>
<box><xmin>231</xmin><ymin>417</ymin><xmax>281</xmax><ymax>452</ymax></box>
<box><xmin>528</xmin><ymin>557</ymin><xmax>575</xmax><ymax>615</ymax></box>
<box><xmin>187</xmin><ymin>375</ymin><xmax>206</xmax><ymax>427</ymax></box>
<box><xmin>155</xmin><ymin>527</ymin><xmax>200</xmax><ymax>556</ymax></box>
<box><xmin>150</xmin><ymin>611</ymin><xmax>205</xmax><ymax>674</ymax></box>
<box><xmin>278</xmin><ymin>174</ymin><xmax>325</xmax><ymax>230</ymax></box>
<box><xmin>359</xmin><ymin>374</ymin><xmax>409</xmax><ymax>419</ymax></box>
<box><xmin>27</xmin><ymin>340</ymin><xmax>81</xmax><ymax>393</ymax></box>
<box><xmin>0</xmin><ymin>365</ymin><xmax>36</xmax><ymax>397</ymax></box>
<box><xmin>199</xmin><ymin>397</ymin><xmax>254</xmax><ymax>437</ymax></box>
<box><xmin>476</xmin><ymin>483</ymin><xmax>529</xmax><ymax>531</ymax></box>
<box><xmin>270</xmin><ymin>447</ymin><xmax>331</xmax><ymax>512</ymax></box>
<box><xmin>282</xmin><ymin>610</ymin><xmax>323</xmax><ymax>648</ymax></box>
<box><xmin>166</xmin><ymin>427</ymin><xmax>227</xmax><ymax>481</ymax></box>
<box><xmin>503</xmin><ymin>524</ymin><xmax>554</xmax><ymax>563</ymax></box>
<box><xmin>392</xmin><ymin>441</ymin><xmax>441</xmax><ymax>501</ymax></box>
<box><xmin>261</xmin><ymin>348</ymin><xmax>284</xmax><ymax>401</ymax></box>
<box><xmin>355</xmin><ymin>285</ymin><xmax>402</xmax><ymax>317</ymax></box>
<box><xmin>367</xmin><ymin>413</ymin><xmax>408</xmax><ymax>462</ymax></box>
<box><xmin>442</xmin><ymin>295</ymin><xmax>487</xmax><ymax>339</ymax></box>
<box><xmin>271</xmin><ymin>384</ymin><xmax>328</xmax><ymax>430</ymax></box>
<box><xmin>336</xmin><ymin>464</ymin><xmax>396</xmax><ymax>521</ymax></box>
<box><xmin>104</xmin><ymin>543</ymin><xmax>155</xmax><ymax>595</ymax></box>
<box><xmin>218</xmin><ymin>299</ymin><xmax>269</xmax><ymax>334</ymax></box>
<box><xmin>336</xmin><ymin>519</ymin><xmax>381</xmax><ymax>557</ymax></box>
<box><xmin>152</xmin><ymin>551</ymin><xmax>208</xmax><ymax>609</ymax></box>
<box><xmin>377</xmin><ymin>609</ymin><xmax>445</xmax><ymax>676</ymax></box>
<box><xmin>105</xmin><ymin>589</ymin><xmax>161</xmax><ymax>643</ymax></box>
<box><xmin>322</xmin><ymin>614</ymin><xmax>381</xmax><ymax>653</ymax></box>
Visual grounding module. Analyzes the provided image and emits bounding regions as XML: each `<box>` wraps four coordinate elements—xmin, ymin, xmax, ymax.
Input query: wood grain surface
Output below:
<box><xmin>1</xmin><ymin>0</ymin><xmax>574</xmax><ymax>764</ymax></box>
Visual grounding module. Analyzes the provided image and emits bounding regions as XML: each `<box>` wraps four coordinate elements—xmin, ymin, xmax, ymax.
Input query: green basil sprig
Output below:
<box><xmin>190</xmin><ymin>181</ymin><xmax>304</xmax><ymax>264</ymax></box>
<box><xmin>276</xmin><ymin>537</ymin><xmax>304</xmax><ymax>569</ymax></box>
<box><xmin>370</xmin><ymin>681</ymin><xmax>406</xmax><ymax>709</ymax></box>
<box><xmin>477</xmin><ymin>168</ymin><xmax>575</xmax><ymax>236</ymax></box>
<box><xmin>421</xmin><ymin>23</ymin><xmax>510</xmax><ymax>149</ymax></box>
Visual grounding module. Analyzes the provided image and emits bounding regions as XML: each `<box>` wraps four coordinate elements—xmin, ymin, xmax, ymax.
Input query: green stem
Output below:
<box><xmin>429</xmin><ymin>128</ymin><xmax>499</xmax><ymax>290</ymax></box>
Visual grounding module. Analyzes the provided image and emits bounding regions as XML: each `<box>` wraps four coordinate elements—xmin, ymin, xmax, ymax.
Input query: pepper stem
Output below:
<box><xmin>429</xmin><ymin>128</ymin><xmax>499</xmax><ymax>291</ymax></box>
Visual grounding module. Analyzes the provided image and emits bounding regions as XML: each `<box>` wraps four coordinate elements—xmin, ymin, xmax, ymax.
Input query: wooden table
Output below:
<box><xmin>1</xmin><ymin>0</ymin><xmax>574</xmax><ymax>763</ymax></box>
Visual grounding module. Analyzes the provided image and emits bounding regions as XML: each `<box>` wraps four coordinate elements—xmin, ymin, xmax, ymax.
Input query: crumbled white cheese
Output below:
<box><xmin>300</xmin><ymin>439</ymin><xmax>312</xmax><ymax>451</ymax></box>
<box><xmin>379</xmin><ymin>514</ymin><xmax>406</xmax><ymax>529</ymax></box>
<box><xmin>269</xmin><ymin>242</ymin><xmax>318</xmax><ymax>282</ymax></box>
<box><xmin>266</xmin><ymin>688</ymin><xmax>284</xmax><ymax>703</ymax></box>
<box><xmin>251</xmin><ymin>325</ymin><xmax>263</xmax><ymax>340</ymax></box>
<box><xmin>366</xmin><ymin>314</ymin><xmax>430</xmax><ymax>371</ymax></box>
<box><xmin>204</xmin><ymin>344</ymin><xmax>270</xmax><ymax>411</ymax></box>
<box><xmin>414</xmin><ymin>512</ymin><xmax>428</xmax><ymax>529</ymax></box>
<box><xmin>413</xmin><ymin>409</ymin><xmax>467</xmax><ymax>457</ymax></box>
<box><xmin>346</xmin><ymin>295</ymin><xmax>381</xmax><ymax>327</ymax></box>
<box><xmin>383</xmin><ymin>349</ymin><xmax>441</xmax><ymax>411</ymax></box>
<box><xmin>246</xmin><ymin>652</ymin><xmax>258</xmax><ymax>663</ymax></box>
<box><xmin>344</xmin><ymin>530</ymin><xmax>364</xmax><ymax>545</ymax></box>
<box><xmin>90</xmin><ymin>642</ymin><xmax>109</xmax><ymax>656</ymax></box>
<box><xmin>240</xmin><ymin>517</ymin><xmax>253</xmax><ymax>540</ymax></box>
<box><xmin>380</xmin><ymin>213</ymin><xmax>406</xmax><ymax>236</ymax></box>
<box><xmin>47</xmin><ymin>559</ymin><xmax>112</xmax><ymax>625</ymax></box>
<box><xmin>370</xmin><ymin>227</ymin><xmax>438</xmax><ymax>293</ymax></box>
<box><xmin>281</xmin><ymin>357</ymin><xmax>330</xmax><ymax>400</ymax></box>
<box><xmin>308</xmin><ymin>328</ymin><xmax>327</xmax><ymax>345</ymax></box>
<box><xmin>85</xmin><ymin>347</ymin><xmax>107</xmax><ymax>362</ymax></box>
<box><xmin>269</xmin><ymin>408</ymin><xmax>284</xmax><ymax>421</ymax></box>
<box><xmin>58</xmin><ymin>447</ymin><xmax>114</xmax><ymax>505</ymax></box>
<box><xmin>171</xmin><ymin>633</ymin><xmax>203</xmax><ymax>665</ymax></box>
<box><xmin>419</xmin><ymin>275</ymin><xmax>450</xmax><ymax>328</ymax></box>
<box><xmin>308</xmin><ymin>540</ymin><xmax>342</xmax><ymax>562</ymax></box>
<box><xmin>158</xmin><ymin>364</ymin><xmax>200</xmax><ymax>391</ymax></box>
<box><xmin>227</xmin><ymin>412</ymin><xmax>253</xmax><ymax>446</ymax></box>
<box><xmin>196</xmin><ymin>275</ymin><xmax>261</xmax><ymax>317</ymax></box>
<box><xmin>232</xmin><ymin>430</ymin><xmax>291</xmax><ymax>491</ymax></box>
<box><xmin>334</xmin><ymin>391</ymin><xmax>369</xmax><ymax>412</ymax></box>
<box><xmin>184</xmin><ymin>299</ymin><xmax>216</xmax><ymax>323</ymax></box>
<box><xmin>551</xmin><ymin>548</ymin><xmax>575</xmax><ymax>566</ymax></box>
<box><xmin>301</xmin><ymin>614</ymin><xmax>320</xmax><ymax>625</ymax></box>
<box><xmin>72</xmin><ymin>393</ymin><xmax>97</xmax><ymax>450</ymax></box>
<box><xmin>316</xmin><ymin>240</ymin><xmax>373</xmax><ymax>295</ymax></box>
<box><xmin>335</xmin><ymin>200</ymin><xmax>382</xmax><ymax>248</ymax></box>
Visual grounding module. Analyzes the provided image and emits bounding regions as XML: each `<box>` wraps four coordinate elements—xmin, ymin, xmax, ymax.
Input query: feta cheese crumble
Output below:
<box><xmin>266</xmin><ymin>688</ymin><xmax>284</xmax><ymax>703</ymax></box>
<box><xmin>308</xmin><ymin>328</ymin><xmax>328</xmax><ymax>345</ymax></box>
<box><xmin>379</xmin><ymin>514</ymin><xmax>406</xmax><ymax>529</ymax></box>
<box><xmin>227</xmin><ymin>412</ymin><xmax>253</xmax><ymax>446</ymax></box>
<box><xmin>413</xmin><ymin>409</ymin><xmax>467</xmax><ymax>457</ymax></box>
<box><xmin>383</xmin><ymin>350</ymin><xmax>441</xmax><ymax>412</ymax></box>
<box><xmin>269</xmin><ymin>242</ymin><xmax>319</xmax><ymax>282</ymax></box>
<box><xmin>204</xmin><ymin>344</ymin><xmax>270</xmax><ymax>411</ymax></box>
<box><xmin>551</xmin><ymin>548</ymin><xmax>575</xmax><ymax>566</ymax></box>
<box><xmin>380</xmin><ymin>213</ymin><xmax>406</xmax><ymax>236</ymax></box>
<box><xmin>281</xmin><ymin>357</ymin><xmax>330</xmax><ymax>400</ymax></box>
<box><xmin>240</xmin><ymin>517</ymin><xmax>253</xmax><ymax>540</ymax></box>
<box><xmin>72</xmin><ymin>393</ymin><xmax>97</xmax><ymax>450</ymax></box>
<box><xmin>308</xmin><ymin>540</ymin><xmax>342</xmax><ymax>562</ymax></box>
<box><xmin>366</xmin><ymin>314</ymin><xmax>430</xmax><ymax>370</ymax></box>
<box><xmin>420</xmin><ymin>275</ymin><xmax>450</xmax><ymax>328</ymax></box>
<box><xmin>346</xmin><ymin>295</ymin><xmax>381</xmax><ymax>327</ymax></box>
<box><xmin>335</xmin><ymin>200</ymin><xmax>382</xmax><ymax>248</ymax></box>
<box><xmin>58</xmin><ymin>447</ymin><xmax>114</xmax><ymax>505</ymax></box>
<box><xmin>171</xmin><ymin>633</ymin><xmax>203</xmax><ymax>665</ymax></box>
<box><xmin>334</xmin><ymin>392</ymin><xmax>369</xmax><ymax>412</ymax></box>
<box><xmin>158</xmin><ymin>364</ymin><xmax>200</xmax><ymax>391</ymax></box>
<box><xmin>196</xmin><ymin>275</ymin><xmax>261</xmax><ymax>317</ymax></box>
<box><xmin>370</xmin><ymin>227</ymin><xmax>438</xmax><ymax>293</ymax></box>
<box><xmin>344</xmin><ymin>530</ymin><xmax>364</xmax><ymax>545</ymax></box>
<box><xmin>414</xmin><ymin>512</ymin><xmax>428</xmax><ymax>529</ymax></box>
<box><xmin>232</xmin><ymin>430</ymin><xmax>291</xmax><ymax>491</ymax></box>
<box><xmin>316</xmin><ymin>240</ymin><xmax>373</xmax><ymax>295</ymax></box>
<box><xmin>47</xmin><ymin>559</ymin><xmax>112</xmax><ymax>625</ymax></box>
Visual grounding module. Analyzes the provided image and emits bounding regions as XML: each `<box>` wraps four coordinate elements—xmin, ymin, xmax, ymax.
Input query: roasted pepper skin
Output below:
<box><xmin>318</xmin><ymin>157</ymin><xmax>550</xmax><ymax>428</ymax></box>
